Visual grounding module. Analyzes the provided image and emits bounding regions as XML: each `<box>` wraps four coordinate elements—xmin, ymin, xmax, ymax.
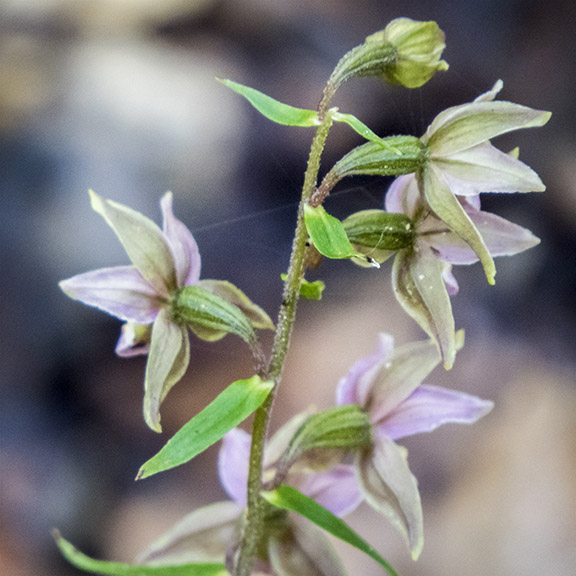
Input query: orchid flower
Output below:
<box><xmin>386</xmin><ymin>173</ymin><xmax>540</xmax><ymax>368</ymax></box>
<box><xmin>135</xmin><ymin>416</ymin><xmax>357</xmax><ymax>576</ymax></box>
<box><xmin>336</xmin><ymin>333</ymin><xmax>493</xmax><ymax>560</ymax></box>
<box><xmin>60</xmin><ymin>191</ymin><xmax>273</xmax><ymax>432</ymax></box>
<box><xmin>416</xmin><ymin>80</ymin><xmax>550</xmax><ymax>284</ymax></box>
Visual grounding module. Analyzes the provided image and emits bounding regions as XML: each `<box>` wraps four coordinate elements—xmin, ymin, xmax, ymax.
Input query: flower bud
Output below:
<box><xmin>368</xmin><ymin>18</ymin><xmax>449</xmax><ymax>88</ymax></box>
<box><xmin>344</xmin><ymin>209</ymin><xmax>415</xmax><ymax>261</ymax></box>
<box><xmin>319</xmin><ymin>19</ymin><xmax>448</xmax><ymax>113</ymax></box>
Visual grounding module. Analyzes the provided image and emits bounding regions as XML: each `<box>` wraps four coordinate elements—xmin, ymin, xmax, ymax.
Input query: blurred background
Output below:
<box><xmin>1</xmin><ymin>0</ymin><xmax>575</xmax><ymax>575</ymax></box>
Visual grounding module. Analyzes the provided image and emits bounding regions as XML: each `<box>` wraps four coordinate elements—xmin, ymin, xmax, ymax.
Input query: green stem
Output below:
<box><xmin>235</xmin><ymin>111</ymin><xmax>334</xmax><ymax>576</ymax></box>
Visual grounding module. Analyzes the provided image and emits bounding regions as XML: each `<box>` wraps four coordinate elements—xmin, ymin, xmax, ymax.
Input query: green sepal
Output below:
<box><xmin>137</xmin><ymin>376</ymin><xmax>273</xmax><ymax>479</ymax></box>
<box><xmin>54</xmin><ymin>531</ymin><xmax>228</xmax><ymax>576</ymax></box>
<box><xmin>218</xmin><ymin>78</ymin><xmax>320</xmax><ymax>127</ymax></box>
<box><xmin>278</xmin><ymin>405</ymin><xmax>371</xmax><ymax>472</ymax></box>
<box><xmin>304</xmin><ymin>204</ymin><xmax>375</xmax><ymax>266</ymax></box>
<box><xmin>344</xmin><ymin>209</ymin><xmax>415</xmax><ymax>264</ymax></box>
<box><xmin>262</xmin><ymin>486</ymin><xmax>399</xmax><ymax>576</ymax></box>
<box><xmin>172</xmin><ymin>285</ymin><xmax>256</xmax><ymax>345</ymax></box>
<box><xmin>281</xmin><ymin>274</ymin><xmax>325</xmax><ymax>300</ymax></box>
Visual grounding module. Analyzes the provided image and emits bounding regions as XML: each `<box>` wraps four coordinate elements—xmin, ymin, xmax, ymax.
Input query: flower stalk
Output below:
<box><xmin>235</xmin><ymin>111</ymin><xmax>334</xmax><ymax>576</ymax></box>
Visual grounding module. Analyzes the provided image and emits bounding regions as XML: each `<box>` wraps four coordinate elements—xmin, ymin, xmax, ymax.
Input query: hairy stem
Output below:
<box><xmin>235</xmin><ymin>112</ymin><xmax>334</xmax><ymax>576</ymax></box>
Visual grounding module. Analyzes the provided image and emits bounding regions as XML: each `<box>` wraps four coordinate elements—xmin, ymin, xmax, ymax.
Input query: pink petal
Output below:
<box><xmin>161</xmin><ymin>192</ymin><xmax>201</xmax><ymax>287</ymax></box>
<box><xmin>218</xmin><ymin>428</ymin><xmax>251</xmax><ymax>506</ymax></box>
<box><xmin>59</xmin><ymin>266</ymin><xmax>161</xmax><ymax>323</ymax></box>
<box><xmin>428</xmin><ymin>209</ymin><xmax>540</xmax><ymax>265</ymax></box>
<box><xmin>335</xmin><ymin>333</ymin><xmax>395</xmax><ymax>408</ymax></box>
<box><xmin>299</xmin><ymin>464</ymin><xmax>363</xmax><ymax>518</ymax></box>
<box><xmin>435</xmin><ymin>142</ymin><xmax>546</xmax><ymax>195</ymax></box>
<box><xmin>368</xmin><ymin>334</ymin><xmax>443</xmax><ymax>423</ymax></box>
<box><xmin>385</xmin><ymin>174</ymin><xmax>420</xmax><ymax>217</ymax></box>
<box><xmin>378</xmin><ymin>384</ymin><xmax>494</xmax><ymax>440</ymax></box>
<box><xmin>423</xmin><ymin>100</ymin><xmax>551</xmax><ymax>156</ymax></box>
<box><xmin>115</xmin><ymin>322</ymin><xmax>151</xmax><ymax>357</ymax></box>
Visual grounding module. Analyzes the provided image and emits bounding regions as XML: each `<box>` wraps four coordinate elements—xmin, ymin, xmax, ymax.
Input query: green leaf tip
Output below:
<box><xmin>137</xmin><ymin>375</ymin><xmax>273</xmax><ymax>480</ymax></box>
<box><xmin>281</xmin><ymin>274</ymin><xmax>326</xmax><ymax>300</ymax></box>
<box><xmin>54</xmin><ymin>530</ymin><xmax>228</xmax><ymax>575</ymax></box>
<box><xmin>262</xmin><ymin>485</ymin><xmax>399</xmax><ymax>576</ymax></box>
<box><xmin>218</xmin><ymin>78</ymin><xmax>320</xmax><ymax>127</ymax></box>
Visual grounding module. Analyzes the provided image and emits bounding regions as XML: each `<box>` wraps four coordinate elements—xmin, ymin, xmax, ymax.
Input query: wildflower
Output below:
<box><xmin>385</xmin><ymin>173</ymin><xmax>539</xmax><ymax>368</ymax></box>
<box><xmin>336</xmin><ymin>333</ymin><xmax>493</xmax><ymax>559</ymax></box>
<box><xmin>417</xmin><ymin>80</ymin><xmax>550</xmax><ymax>283</ymax></box>
<box><xmin>60</xmin><ymin>191</ymin><xmax>272</xmax><ymax>432</ymax></box>
<box><xmin>135</xmin><ymin>416</ymin><xmax>357</xmax><ymax>576</ymax></box>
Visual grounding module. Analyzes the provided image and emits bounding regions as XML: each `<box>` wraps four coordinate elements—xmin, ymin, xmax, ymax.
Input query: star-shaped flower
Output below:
<box><xmin>60</xmin><ymin>191</ymin><xmax>272</xmax><ymax>432</ymax></box>
<box><xmin>386</xmin><ymin>173</ymin><xmax>540</xmax><ymax>368</ymax></box>
<box><xmin>134</xmin><ymin>417</ymin><xmax>357</xmax><ymax>576</ymax></box>
<box><xmin>417</xmin><ymin>80</ymin><xmax>550</xmax><ymax>283</ymax></box>
<box><xmin>60</xmin><ymin>191</ymin><xmax>198</xmax><ymax>432</ymax></box>
<box><xmin>336</xmin><ymin>333</ymin><xmax>493</xmax><ymax>559</ymax></box>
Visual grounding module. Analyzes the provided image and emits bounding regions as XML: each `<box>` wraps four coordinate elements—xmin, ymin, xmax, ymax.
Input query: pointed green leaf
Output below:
<box><xmin>218</xmin><ymin>79</ymin><xmax>320</xmax><ymax>127</ymax></box>
<box><xmin>137</xmin><ymin>376</ymin><xmax>273</xmax><ymax>479</ymax></box>
<box><xmin>304</xmin><ymin>205</ymin><xmax>375</xmax><ymax>266</ymax></box>
<box><xmin>54</xmin><ymin>531</ymin><xmax>228</xmax><ymax>576</ymax></box>
<box><xmin>262</xmin><ymin>485</ymin><xmax>399</xmax><ymax>576</ymax></box>
<box><xmin>333</xmin><ymin>112</ymin><xmax>402</xmax><ymax>151</ymax></box>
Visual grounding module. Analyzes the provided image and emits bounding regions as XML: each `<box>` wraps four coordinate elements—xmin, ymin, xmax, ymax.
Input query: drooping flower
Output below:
<box><xmin>60</xmin><ymin>191</ymin><xmax>273</xmax><ymax>432</ymax></box>
<box><xmin>336</xmin><ymin>333</ymin><xmax>493</xmax><ymax>559</ymax></box>
<box><xmin>416</xmin><ymin>80</ymin><xmax>550</xmax><ymax>283</ymax></box>
<box><xmin>135</xmin><ymin>416</ymin><xmax>357</xmax><ymax>576</ymax></box>
<box><xmin>385</xmin><ymin>173</ymin><xmax>540</xmax><ymax>368</ymax></box>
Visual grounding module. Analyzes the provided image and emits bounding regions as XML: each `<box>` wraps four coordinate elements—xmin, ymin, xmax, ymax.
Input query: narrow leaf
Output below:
<box><xmin>218</xmin><ymin>79</ymin><xmax>320</xmax><ymax>127</ymax></box>
<box><xmin>137</xmin><ymin>376</ymin><xmax>273</xmax><ymax>479</ymax></box>
<box><xmin>262</xmin><ymin>485</ymin><xmax>399</xmax><ymax>576</ymax></box>
<box><xmin>333</xmin><ymin>112</ymin><xmax>401</xmax><ymax>152</ymax></box>
<box><xmin>54</xmin><ymin>531</ymin><xmax>228</xmax><ymax>576</ymax></box>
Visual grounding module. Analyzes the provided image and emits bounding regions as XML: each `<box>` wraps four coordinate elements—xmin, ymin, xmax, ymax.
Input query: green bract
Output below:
<box><xmin>281</xmin><ymin>273</ymin><xmax>326</xmax><ymax>300</ymax></box>
<box><xmin>304</xmin><ymin>204</ymin><xmax>376</xmax><ymax>265</ymax></box>
<box><xmin>218</xmin><ymin>78</ymin><xmax>320</xmax><ymax>127</ymax></box>
<box><xmin>137</xmin><ymin>375</ymin><xmax>273</xmax><ymax>479</ymax></box>
<box><xmin>54</xmin><ymin>531</ymin><xmax>227</xmax><ymax>576</ymax></box>
<box><xmin>263</xmin><ymin>486</ymin><xmax>399</xmax><ymax>576</ymax></box>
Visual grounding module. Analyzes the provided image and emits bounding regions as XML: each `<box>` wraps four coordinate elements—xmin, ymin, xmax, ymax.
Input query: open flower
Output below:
<box><xmin>135</xmin><ymin>417</ymin><xmax>356</xmax><ymax>576</ymax></box>
<box><xmin>336</xmin><ymin>333</ymin><xmax>493</xmax><ymax>559</ymax></box>
<box><xmin>386</xmin><ymin>173</ymin><xmax>540</xmax><ymax>368</ymax></box>
<box><xmin>60</xmin><ymin>191</ymin><xmax>272</xmax><ymax>432</ymax></box>
<box><xmin>60</xmin><ymin>191</ymin><xmax>198</xmax><ymax>432</ymax></box>
<box><xmin>417</xmin><ymin>81</ymin><xmax>550</xmax><ymax>283</ymax></box>
<box><xmin>218</xmin><ymin>417</ymin><xmax>362</xmax><ymax>519</ymax></box>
